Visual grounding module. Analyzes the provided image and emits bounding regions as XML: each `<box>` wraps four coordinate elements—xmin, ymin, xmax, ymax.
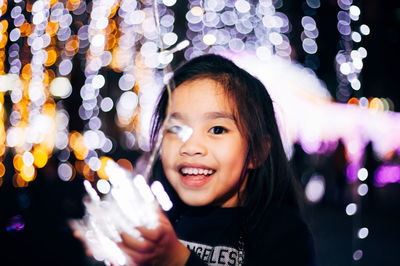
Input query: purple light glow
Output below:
<box><xmin>375</xmin><ymin>165</ymin><xmax>400</xmax><ymax>187</ymax></box>
<box><xmin>6</xmin><ymin>215</ymin><xmax>25</xmax><ymax>232</ymax></box>
<box><xmin>346</xmin><ymin>162</ymin><xmax>360</xmax><ymax>182</ymax></box>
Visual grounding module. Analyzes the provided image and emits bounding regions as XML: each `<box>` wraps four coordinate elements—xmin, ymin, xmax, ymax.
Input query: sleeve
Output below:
<box><xmin>185</xmin><ymin>251</ymin><xmax>208</xmax><ymax>266</ymax></box>
<box><xmin>245</xmin><ymin>206</ymin><xmax>317</xmax><ymax>266</ymax></box>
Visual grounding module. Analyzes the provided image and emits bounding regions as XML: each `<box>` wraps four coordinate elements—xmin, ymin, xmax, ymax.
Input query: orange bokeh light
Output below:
<box><xmin>66</xmin><ymin>0</ymin><xmax>81</xmax><ymax>11</ymax></box>
<box><xmin>69</xmin><ymin>131</ymin><xmax>89</xmax><ymax>160</ymax></box>
<box><xmin>13</xmin><ymin>154</ymin><xmax>24</xmax><ymax>171</ymax></box>
<box><xmin>83</xmin><ymin>163</ymin><xmax>95</xmax><ymax>181</ymax></box>
<box><xmin>0</xmin><ymin>32</ymin><xmax>8</xmax><ymax>49</ymax></box>
<box><xmin>19</xmin><ymin>21</ymin><xmax>31</xmax><ymax>37</ymax></box>
<box><xmin>0</xmin><ymin>162</ymin><xmax>5</xmax><ymax>177</ymax></box>
<box><xmin>65</xmin><ymin>35</ymin><xmax>79</xmax><ymax>56</ymax></box>
<box><xmin>0</xmin><ymin>2</ymin><xmax>7</xmax><ymax>16</ymax></box>
<box><xmin>97</xmin><ymin>156</ymin><xmax>113</xmax><ymax>180</ymax></box>
<box><xmin>21</xmin><ymin>64</ymin><xmax>32</xmax><ymax>80</ymax></box>
<box><xmin>347</xmin><ymin>97</ymin><xmax>359</xmax><ymax>105</ymax></box>
<box><xmin>45</xmin><ymin>21</ymin><xmax>59</xmax><ymax>37</ymax></box>
<box><xmin>13</xmin><ymin>174</ymin><xmax>28</xmax><ymax>188</ymax></box>
<box><xmin>33</xmin><ymin>147</ymin><xmax>49</xmax><ymax>168</ymax></box>
<box><xmin>117</xmin><ymin>158</ymin><xmax>133</xmax><ymax>172</ymax></box>
<box><xmin>21</xmin><ymin>164</ymin><xmax>36</xmax><ymax>182</ymax></box>
<box><xmin>0</xmin><ymin>20</ymin><xmax>8</xmax><ymax>34</ymax></box>
<box><xmin>45</xmin><ymin>48</ymin><xmax>57</xmax><ymax>67</ymax></box>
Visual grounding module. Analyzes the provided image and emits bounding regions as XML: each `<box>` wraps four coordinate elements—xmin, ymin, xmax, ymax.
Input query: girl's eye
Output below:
<box><xmin>209</xmin><ymin>126</ymin><xmax>227</xmax><ymax>135</ymax></box>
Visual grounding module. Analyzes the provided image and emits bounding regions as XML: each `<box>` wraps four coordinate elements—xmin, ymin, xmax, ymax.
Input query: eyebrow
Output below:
<box><xmin>170</xmin><ymin>111</ymin><xmax>235</xmax><ymax>121</ymax></box>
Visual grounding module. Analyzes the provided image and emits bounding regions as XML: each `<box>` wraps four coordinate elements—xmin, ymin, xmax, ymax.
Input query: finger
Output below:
<box><xmin>136</xmin><ymin>226</ymin><xmax>162</xmax><ymax>243</ymax></box>
<box><xmin>118</xmin><ymin>242</ymin><xmax>152</xmax><ymax>265</ymax></box>
<box><xmin>120</xmin><ymin>232</ymin><xmax>155</xmax><ymax>253</ymax></box>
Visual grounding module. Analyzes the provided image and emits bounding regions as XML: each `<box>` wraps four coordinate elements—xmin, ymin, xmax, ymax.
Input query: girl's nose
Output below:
<box><xmin>179</xmin><ymin>133</ymin><xmax>207</xmax><ymax>157</ymax></box>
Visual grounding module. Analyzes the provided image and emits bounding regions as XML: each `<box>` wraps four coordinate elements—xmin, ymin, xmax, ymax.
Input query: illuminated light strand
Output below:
<box><xmin>333</xmin><ymin>2</ymin><xmax>371</xmax><ymax>259</ymax></box>
<box><xmin>77</xmin><ymin>0</ymin><xmax>119</xmax><ymax>176</ymax></box>
<box><xmin>184</xmin><ymin>0</ymin><xmax>292</xmax><ymax>61</ymax></box>
<box><xmin>69</xmin><ymin>160</ymin><xmax>171</xmax><ymax>265</ymax></box>
<box><xmin>334</xmin><ymin>0</ymin><xmax>368</xmax><ymax>102</ymax></box>
<box><xmin>47</xmin><ymin>2</ymin><xmax>76</xmax><ymax>177</ymax></box>
<box><xmin>301</xmin><ymin>0</ymin><xmax>320</xmax><ymax>70</ymax></box>
<box><xmin>0</xmin><ymin>0</ymin><xmax>7</xmax><ymax>185</ymax></box>
<box><xmin>5</xmin><ymin>0</ymin><xmax>55</xmax><ymax>185</ymax></box>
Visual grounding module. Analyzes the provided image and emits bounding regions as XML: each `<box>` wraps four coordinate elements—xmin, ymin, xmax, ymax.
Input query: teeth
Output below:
<box><xmin>181</xmin><ymin>167</ymin><xmax>214</xmax><ymax>176</ymax></box>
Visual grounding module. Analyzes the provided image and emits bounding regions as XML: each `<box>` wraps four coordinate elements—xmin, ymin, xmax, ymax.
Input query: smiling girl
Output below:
<box><xmin>117</xmin><ymin>54</ymin><xmax>316</xmax><ymax>265</ymax></box>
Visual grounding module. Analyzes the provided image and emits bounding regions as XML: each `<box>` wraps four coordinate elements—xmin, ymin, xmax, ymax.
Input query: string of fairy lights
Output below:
<box><xmin>334</xmin><ymin>0</ymin><xmax>369</xmax><ymax>102</ymax></box>
<box><xmin>300</xmin><ymin>0</ymin><xmax>320</xmax><ymax>70</ymax></box>
<box><xmin>333</xmin><ymin>0</ymin><xmax>370</xmax><ymax>262</ymax></box>
<box><xmin>184</xmin><ymin>0</ymin><xmax>291</xmax><ymax>60</ymax></box>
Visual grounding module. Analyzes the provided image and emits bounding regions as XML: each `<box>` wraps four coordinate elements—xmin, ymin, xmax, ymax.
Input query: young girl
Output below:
<box><xmin>117</xmin><ymin>54</ymin><xmax>316</xmax><ymax>265</ymax></box>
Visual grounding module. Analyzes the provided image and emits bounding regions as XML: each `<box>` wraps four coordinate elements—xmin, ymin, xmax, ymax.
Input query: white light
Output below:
<box><xmin>23</xmin><ymin>151</ymin><xmax>34</xmax><ymax>166</ymax></box>
<box><xmin>92</xmin><ymin>75</ymin><xmax>105</xmax><ymax>89</ymax></box>
<box><xmin>55</xmin><ymin>131</ymin><xmax>69</xmax><ymax>150</ymax></box>
<box><xmin>358</xmin><ymin>47</ymin><xmax>367</xmax><ymax>58</ymax></box>
<box><xmin>151</xmin><ymin>181</ymin><xmax>173</xmax><ymax>211</ymax></box>
<box><xmin>350</xmin><ymin>79</ymin><xmax>361</xmax><ymax>90</ymax></box>
<box><xmin>357</xmin><ymin>184</ymin><xmax>368</xmax><ymax>196</ymax></box>
<box><xmin>91</xmin><ymin>34</ymin><xmax>105</xmax><ymax>48</ymax></box>
<box><xmin>127</xmin><ymin>10</ymin><xmax>146</xmax><ymax>25</ymax></box>
<box><xmin>50</xmin><ymin>77</ymin><xmax>72</xmax><ymax>98</ymax></box>
<box><xmin>140</xmin><ymin>41</ymin><xmax>158</xmax><ymax>57</ymax></box>
<box><xmin>353</xmin><ymin>58</ymin><xmax>363</xmax><ymax>70</ymax></box>
<box><xmin>163</xmin><ymin>32</ymin><xmax>178</xmax><ymax>46</ymax></box>
<box><xmin>89</xmin><ymin>117</ymin><xmax>102</xmax><ymax>130</ymax></box>
<box><xmin>340</xmin><ymin>62</ymin><xmax>352</xmax><ymax>75</ymax></box>
<box><xmin>100</xmin><ymin>97</ymin><xmax>114</xmax><ymax>112</ymax></box>
<box><xmin>349</xmin><ymin>5</ymin><xmax>361</xmax><ymax>17</ymax></box>
<box><xmin>101</xmin><ymin>138</ymin><xmax>113</xmax><ymax>153</ymax></box>
<box><xmin>83</xmin><ymin>130</ymin><xmax>100</xmax><ymax>150</ymax></box>
<box><xmin>269</xmin><ymin>32</ymin><xmax>283</xmax><ymax>46</ymax></box>
<box><xmin>353</xmin><ymin>249</ymin><xmax>363</xmax><ymax>261</ymax></box>
<box><xmin>88</xmin><ymin>157</ymin><xmax>101</xmax><ymax>171</ymax></box>
<box><xmin>118</xmin><ymin>74</ymin><xmax>135</xmax><ymax>91</ymax></box>
<box><xmin>235</xmin><ymin>0</ymin><xmax>251</xmax><ymax>13</ymax></box>
<box><xmin>358</xmin><ymin>227</ymin><xmax>369</xmax><ymax>239</ymax></box>
<box><xmin>10</xmin><ymin>28</ymin><xmax>21</xmax><ymax>42</ymax></box>
<box><xmin>59</xmin><ymin>59</ymin><xmax>73</xmax><ymax>75</ymax></box>
<box><xmin>203</xmin><ymin>33</ymin><xmax>217</xmax><ymax>45</ymax></box>
<box><xmin>305</xmin><ymin>175</ymin><xmax>326</xmax><ymax>203</ymax></box>
<box><xmin>360</xmin><ymin>24</ymin><xmax>370</xmax><ymax>35</ymax></box>
<box><xmin>158</xmin><ymin>51</ymin><xmax>173</xmax><ymax>65</ymax></box>
<box><xmin>58</xmin><ymin>163</ymin><xmax>73</xmax><ymax>181</ymax></box>
<box><xmin>229</xmin><ymin>38</ymin><xmax>244</xmax><ymax>52</ymax></box>
<box><xmin>162</xmin><ymin>0</ymin><xmax>176</xmax><ymax>7</ymax></box>
<box><xmin>351</xmin><ymin>32</ymin><xmax>362</xmax><ymax>42</ymax></box>
<box><xmin>301</xmin><ymin>16</ymin><xmax>316</xmax><ymax>31</ymax></box>
<box><xmin>97</xmin><ymin>179</ymin><xmax>111</xmax><ymax>194</ymax></box>
<box><xmin>357</xmin><ymin>168</ymin><xmax>368</xmax><ymax>181</ymax></box>
<box><xmin>302</xmin><ymin>38</ymin><xmax>318</xmax><ymax>54</ymax></box>
<box><xmin>346</xmin><ymin>203</ymin><xmax>357</xmax><ymax>216</ymax></box>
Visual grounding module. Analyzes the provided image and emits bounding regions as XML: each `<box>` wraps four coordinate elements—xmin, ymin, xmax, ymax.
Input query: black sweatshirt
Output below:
<box><xmin>171</xmin><ymin>205</ymin><xmax>316</xmax><ymax>266</ymax></box>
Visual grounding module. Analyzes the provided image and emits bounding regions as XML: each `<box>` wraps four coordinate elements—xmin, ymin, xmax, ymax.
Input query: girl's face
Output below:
<box><xmin>161</xmin><ymin>78</ymin><xmax>249</xmax><ymax>207</ymax></box>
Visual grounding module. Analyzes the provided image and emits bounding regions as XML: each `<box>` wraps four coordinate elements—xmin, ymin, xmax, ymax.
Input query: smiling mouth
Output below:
<box><xmin>179</xmin><ymin>167</ymin><xmax>215</xmax><ymax>178</ymax></box>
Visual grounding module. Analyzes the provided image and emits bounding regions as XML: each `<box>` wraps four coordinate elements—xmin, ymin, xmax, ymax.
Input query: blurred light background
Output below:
<box><xmin>0</xmin><ymin>0</ymin><xmax>399</xmax><ymax>265</ymax></box>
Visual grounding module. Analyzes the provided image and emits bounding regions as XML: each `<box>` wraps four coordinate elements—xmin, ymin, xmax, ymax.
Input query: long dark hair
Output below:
<box><xmin>150</xmin><ymin>54</ymin><xmax>301</xmax><ymax>232</ymax></box>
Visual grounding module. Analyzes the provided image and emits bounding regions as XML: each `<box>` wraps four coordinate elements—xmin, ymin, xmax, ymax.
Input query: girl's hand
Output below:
<box><xmin>118</xmin><ymin>211</ymin><xmax>190</xmax><ymax>266</ymax></box>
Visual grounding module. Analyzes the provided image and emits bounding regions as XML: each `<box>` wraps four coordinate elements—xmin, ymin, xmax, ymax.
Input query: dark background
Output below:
<box><xmin>1</xmin><ymin>1</ymin><xmax>400</xmax><ymax>265</ymax></box>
